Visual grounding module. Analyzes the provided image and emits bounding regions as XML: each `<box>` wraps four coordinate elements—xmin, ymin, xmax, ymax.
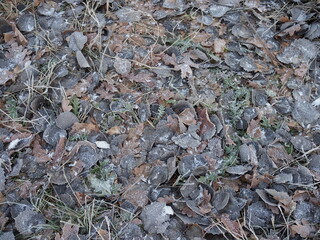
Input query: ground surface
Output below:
<box><xmin>0</xmin><ymin>0</ymin><xmax>320</xmax><ymax>239</ymax></box>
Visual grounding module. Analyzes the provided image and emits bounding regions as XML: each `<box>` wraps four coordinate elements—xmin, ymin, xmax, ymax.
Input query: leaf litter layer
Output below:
<box><xmin>0</xmin><ymin>0</ymin><xmax>320</xmax><ymax>239</ymax></box>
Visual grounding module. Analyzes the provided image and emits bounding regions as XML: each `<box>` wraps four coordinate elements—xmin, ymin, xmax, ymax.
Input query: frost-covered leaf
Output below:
<box><xmin>76</xmin><ymin>51</ymin><xmax>90</xmax><ymax>68</ymax></box>
<box><xmin>88</xmin><ymin>174</ymin><xmax>118</xmax><ymax>195</ymax></box>
<box><xmin>68</xmin><ymin>32</ymin><xmax>87</xmax><ymax>51</ymax></box>
<box><xmin>114</xmin><ymin>58</ymin><xmax>132</xmax><ymax>75</ymax></box>
<box><xmin>141</xmin><ymin>202</ymin><xmax>173</xmax><ymax>234</ymax></box>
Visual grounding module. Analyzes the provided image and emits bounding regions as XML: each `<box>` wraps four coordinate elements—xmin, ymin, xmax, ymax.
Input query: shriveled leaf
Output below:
<box><xmin>76</xmin><ymin>50</ymin><xmax>90</xmax><ymax>68</ymax></box>
<box><xmin>0</xmin><ymin>70</ymin><xmax>16</xmax><ymax>85</ymax></box>
<box><xmin>291</xmin><ymin>221</ymin><xmax>314</xmax><ymax>238</ymax></box>
<box><xmin>247</xmin><ymin>119</ymin><xmax>261</xmax><ymax>139</ymax></box>
<box><xmin>220</xmin><ymin>214</ymin><xmax>242</xmax><ymax>238</ymax></box>
<box><xmin>213</xmin><ymin>38</ymin><xmax>227</xmax><ymax>53</ymax></box>
<box><xmin>197</xmin><ymin>107</ymin><xmax>216</xmax><ymax>138</ymax></box>
<box><xmin>198</xmin><ymin>189</ymin><xmax>213</xmax><ymax>214</ymax></box>
<box><xmin>55</xmin><ymin>222</ymin><xmax>79</xmax><ymax>240</ymax></box>
<box><xmin>265</xmin><ymin>189</ymin><xmax>296</xmax><ymax>212</ymax></box>
<box><xmin>178</xmin><ymin>108</ymin><xmax>196</xmax><ymax>126</ymax></box>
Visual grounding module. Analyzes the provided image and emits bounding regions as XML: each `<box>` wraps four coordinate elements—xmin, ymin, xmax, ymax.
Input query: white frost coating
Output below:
<box><xmin>95</xmin><ymin>141</ymin><xmax>110</xmax><ymax>149</ymax></box>
<box><xmin>8</xmin><ymin>139</ymin><xmax>20</xmax><ymax>150</ymax></box>
<box><xmin>312</xmin><ymin>97</ymin><xmax>320</xmax><ymax>107</ymax></box>
<box><xmin>163</xmin><ymin>205</ymin><xmax>174</xmax><ymax>215</ymax></box>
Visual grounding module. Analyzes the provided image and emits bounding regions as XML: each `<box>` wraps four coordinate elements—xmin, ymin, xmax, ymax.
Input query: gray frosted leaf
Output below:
<box><xmin>76</xmin><ymin>51</ymin><xmax>90</xmax><ymax>68</ymax></box>
<box><xmin>68</xmin><ymin>32</ymin><xmax>87</xmax><ymax>51</ymax></box>
<box><xmin>141</xmin><ymin>202</ymin><xmax>174</xmax><ymax>234</ymax></box>
<box><xmin>172</xmin><ymin>133</ymin><xmax>201</xmax><ymax>149</ymax></box>
<box><xmin>0</xmin><ymin>166</ymin><xmax>5</xmax><ymax>191</ymax></box>
<box><xmin>290</xmin><ymin>136</ymin><xmax>314</xmax><ymax>152</ymax></box>
<box><xmin>37</xmin><ymin>2</ymin><xmax>55</xmax><ymax>16</ymax></box>
<box><xmin>277</xmin><ymin>39</ymin><xmax>317</xmax><ymax>65</ymax></box>
<box><xmin>15</xmin><ymin>210</ymin><xmax>46</xmax><ymax>235</ymax></box>
<box><xmin>208</xmin><ymin>4</ymin><xmax>230</xmax><ymax>18</ymax></box>
<box><xmin>115</xmin><ymin>7</ymin><xmax>141</xmax><ymax>22</ymax></box>
<box><xmin>43</xmin><ymin>124</ymin><xmax>67</xmax><ymax>146</ymax></box>
<box><xmin>226</xmin><ymin>165</ymin><xmax>252</xmax><ymax>175</ymax></box>
<box><xmin>17</xmin><ymin>14</ymin><xmax>35</xmax><ymax>32</ymax></box>
<box><xmin>247</xmin><ymin>202</ymin><xmax>272</xmax><ymax>227</ymax></box>
<box><xmin>292</xmin><ymin>101</ymin><xmax>320</xmax><ymax>126</ymax></box>
<box><xmin>240</xmin><ymin>56</ymin><xmax>257</xmax><ymax>72</ymax></box>
<box><xmin>55</xmin><ymin>111</ymin><xmax>79</xmax><ymax>129</ymax></box>
<box><xmin>305</xmin><ymin>22</ymin><xmax>320</xmax><ymax>40</ymax></box>
<box><xmin>114</xmin><ymin>58</ymin><xmax>132</xmax><ymax>75</ymax></box>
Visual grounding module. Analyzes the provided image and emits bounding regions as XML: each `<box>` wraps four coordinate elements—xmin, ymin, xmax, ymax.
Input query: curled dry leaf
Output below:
<box><xmin>290</xmin><ymin>220</ymin><xmax>314</xmax><ymax>238</ymax></box>
<box><xmin>265</xmin><ymin>189</ymin><xmax>296</xmax><ymax>213</ymax></box>
<box><xmin>178</xmin><ymin>108</ymin><xmax>197</xmax><ymax>126</ymax></box>
<box><xmin>220</xmin><ymin>214</ymin><xmax>242</xmax><ymax>238</ymax></box>
<box><xmin>197</xmin><ymin>107</ymin><xmax>216</xmax><ymax>137</ymax></box>
<box><xmin>55</xmin><ymin>222</ymin><xmax>80</xmax><ymax>240</ymax></box>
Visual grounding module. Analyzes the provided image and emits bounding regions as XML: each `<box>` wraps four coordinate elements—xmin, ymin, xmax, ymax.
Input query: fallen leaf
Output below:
<box><xmin>198</xmin><ymin>189</ymin><xmax>213</xmax><ymax>214</ymax></box>
<box><xmin>214</xmin><ymin>39</ymin><xmax>227</xmax><ymax>53</ymax></box>
<box><xmin>76</xmin><ymin>50</ymin><xmax>90</xmax><ymax>68</ymax></box>
<box><xmin>126</xmin><ymin>72</ymin><xmax>155</xmax><ymax>87</ymax></box>
<box><xmin>0</xmin><ymin>70</ymin><xmax>16</xmax><ymax>85</ymax></box>
<box><xmin>33</xmin><ymin>136</ymin><xmax>51</xmax><ymax>163</ymax></box>
<box><xmin>10</xmin><ymin>22</ymin><xmax>28</xmax><ymax>46</ymax></box>
<box><xmin>182</xmin><ymin>205</ymin><xmax>198</xmax><ymax>218</ymax></box>
<box><xmin>70</xmin><ymin>122</ymin><xmax>99</xmax><ymax>136</ymax></box>
<box><xmin>61</xmin><ymin>97</ymin><xmax>72</xmax><ymax>112</ymax></box>
<box><xmin>55</xmin><ymin>222</ymin><xmax>79</xmax><ymax>240</ymax></box>
<box><xmin>247</xmin><ymin>119</ymin><xmax>261</xmax><ymax>139</ymax></box>
<box><xmin>197</xmin><ymin>107</ymin><xmax>215</xmax><ymax>137</ymax></box>
<box><xmin>106</xmin><ymin>126</ymin><xmax>123</xmax><ymax>135</ymax></box>
<box><xmin>220</xmin><ymin>214</ymin><xmax>242</xmax><ymax>238</ymax></box>
<box><xmin>178</xmin><ymin>108</ymin><xmax>197</xmax><ymax>126</ymax></box>
<box><xmin>265</xmin><ymin>189</ymin><xmax>296</xmax><ymax>213</ymax></box>
<box><xmin>291</xmin><ymin>220</ymin><xmax>314</xmax><ymax>238</ymax></box>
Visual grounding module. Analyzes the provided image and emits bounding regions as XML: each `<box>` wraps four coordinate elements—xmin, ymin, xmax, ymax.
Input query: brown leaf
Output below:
<box><xmin>291</xmin><ymin>221</ymin><xmax>314</xmax><ymax>238</ymax></box>
<box><xmin>133</xmin><ymin>163</ymin><xmax>152</xmax><ymax>178</ymax></box>
<box><xmin>61</xmin><ymin>97</ymin><xmax>72</xmax><ymax>112</ymax></box>
<box><xmin>197</xmin><ymin>107</ymin><xmax>215</xmax><ymax>136</ymax></box>
<box><xmin>198</xmin><ymin>189</ymin><xmax>213</xmax><ymax>214</ymax></box>
<box><xmin>33</xmin><ymin>136</ymin><xmax>51</xmax><ymax>163</ymax></box>
<box><xmin>65</xmin><ymin>77</ymin><xmax>91</xmax><ymax>97</ymax></box>
<box><xmin>220</xmin><ymin>214</ymin><xmax>242</xmax><ymax>238</ymax></box>
<box><xmin>294</xmin><ymin>63</ymin><xmax>309</xmax><ymax>77</ymax></box>
<box><xmin>166</xmin><ymin>115</ymin><xmax>180</xmax><ymax>133</ymax></box>
<box><xmin>95</xmin><ymin>81</ymin><xmax>118</xmax><ymax>100</ymax></box>
<box><xmin>122</xmin><ymin>185</ymin><xmax>149</xmax><ymax>208</ymax></box>
<box><xmin>19</xmin><ymin>181</ymin><xmax>32</xmax><ymax>199</ymax></box>
<box><xmin>10</xmin><ymin>22</ymin><xmax>28</xmax><ymax>46</ymax></box>
<box><xmin>267</xmin><ymin>145</ymin><xmax>292</xmax><ymax>166</ymax></box>
<box><xmin>179</xmin><ymin>108</ymin><xmax>196</xmax><ymax>126</ymax></box>
<box><xmin>190</xmin><ymin>32</ymin><xmax>211</xmax><ymax>45</ymax></box>
<box><xmin>75</xmin><ymin>191</ymin><xmax>92</xmax><ymax>206</ymax></box>
<box><xmin>282</xmin><ymin>23</ymin><xmax>301</xmax><ymax>37</ymax></box>
<box><xmin>292</xmin><ymin>190</ymin><xmax>309</xmax><ymax>202</ymax></box>
<box><xmin>106</xmin><ymin>126</ymin><xmax>123</xmax><ymax>135</ymax></box>
<box><xmin>55</xmin><ymin>222</ymin><xmax>79</xmax><ymax>240</ymax></box>
<box><xmin>174</xmin><ymin>54</ymin><xmax>199</xmax><ymax>79</ymax></box>
<box><xmin>70</xmin><ymin>122</ymin><xmax>99</xmax><ymax>135</ymax></box>
<box><xmin>97</xmin><ymin>229</ymin><xmax>110</xmax><ymax>240</ymax></box>
<box><xmin>247</xmin><ymin>119</ymin><xmax>261</xmax><ymax>139</ymax></box>
<box><xmin>52</xmin><ymin>136</ymin><xmax>66</xmax><ymax>163</ymax></box>
<box><xmin>158</xmin><ymin>195</ymin><xmax>176</xmax><ymax>204</ymax></box>
<box><xmin>181</xmin><ymin>206</ymin><xmax>198</xmax><ymax>218</ymax></box>
<box><xmin>213</xmin><ymin>39</ymin><xmax>227</xmax><ymax>53</ymax></box>
<box><xmin>265</xmin><ymin>189</ymin><xmax>296</xmax><ymax>213</ymax></box>
<box><xmin>3</xmin><ymin>32</ymin><xmax>15</xmax><ymax>43</ymax></box>
<box><xmin>126</xmin><ymin>72</ymin><xmax>155</xmax><ymax>87</ymax></box>
<box><xmin>0</xmin><ymin>69</ymin><xmax>16</xmax><ymax>85</ymax></box>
